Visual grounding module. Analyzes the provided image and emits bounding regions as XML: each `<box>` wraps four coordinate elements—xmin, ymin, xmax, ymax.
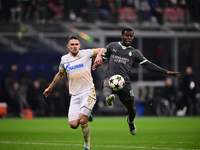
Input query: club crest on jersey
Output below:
<box><xmin>129</xmin><ymin>51</ymin><xmax>132</xmax><ymax>56</ymax></box>
<box><xmin>66</xmin><ymin>62</ymin><xmax>83</xmax><ymax>71</ymax></box>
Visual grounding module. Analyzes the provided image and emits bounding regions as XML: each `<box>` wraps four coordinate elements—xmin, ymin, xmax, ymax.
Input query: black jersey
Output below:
<box><xmin>102</xmin><ymin>41</ymin><xmax>168</xmax><ymax>83</ymax></box>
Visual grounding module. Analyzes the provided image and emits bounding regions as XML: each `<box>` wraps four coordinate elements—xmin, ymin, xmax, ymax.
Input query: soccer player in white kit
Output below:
<box><xmin>43</xmin><ymin>35</ymin><xmax>104</xmax><ymax>150</ymax></box>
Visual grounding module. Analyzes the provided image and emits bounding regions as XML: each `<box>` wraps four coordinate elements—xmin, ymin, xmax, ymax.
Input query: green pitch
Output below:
<box><xmin>0</xmin><ymin>117</ymin><xmax>200</xmax><ymax>150</ymax></box>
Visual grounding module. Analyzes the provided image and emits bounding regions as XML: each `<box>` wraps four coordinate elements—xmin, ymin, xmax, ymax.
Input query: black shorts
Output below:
<box><xmin>115</xmin><ymin>83</ymin><xmax>135</xmax><ymax>104</ymax></box>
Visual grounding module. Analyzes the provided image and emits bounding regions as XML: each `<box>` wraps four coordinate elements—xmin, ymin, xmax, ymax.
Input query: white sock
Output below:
<box><xmin>81</xmin><ymin>124</ymin><xmax>90</xmax><ymax>149</ymax></box>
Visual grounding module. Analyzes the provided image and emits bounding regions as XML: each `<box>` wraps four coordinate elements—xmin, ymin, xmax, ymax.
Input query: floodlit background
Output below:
<box><xmin>0</xmin><ymin>0</ymin><xmax>200</xmax><ymax>118</ymax></box>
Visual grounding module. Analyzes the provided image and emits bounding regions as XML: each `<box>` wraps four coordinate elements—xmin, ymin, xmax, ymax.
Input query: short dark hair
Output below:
<box><xmin>121</xmin><ymin>28</ymin><xmax>134</xmax><ymax>35</ymax></box>
<box><xmin>68</xmin><ymin>35</ymin><xmax>79</xmax><ymax>42</ymax></box>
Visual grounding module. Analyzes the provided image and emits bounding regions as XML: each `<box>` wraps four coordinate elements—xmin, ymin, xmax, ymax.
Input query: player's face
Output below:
<box><xmin>67</xmin><ymin>39</ymin><xmax>81</xmax><ymax>56</ymax></box>
<box><xmin>121</xmin><ymin>31</ymin><xmax>134</xmax><ymax>46</ymax></box>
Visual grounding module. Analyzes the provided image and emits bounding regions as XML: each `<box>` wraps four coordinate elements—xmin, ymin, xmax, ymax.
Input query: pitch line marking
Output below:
<box><xmin>0</xmin><ymin>141</ymin><xmax>199</xmax><ymax>150</ymax></box>
<box><xmin>52</xmin><ymin>140</ymin><xmax>196</xmax><ymax>144</ymax></box>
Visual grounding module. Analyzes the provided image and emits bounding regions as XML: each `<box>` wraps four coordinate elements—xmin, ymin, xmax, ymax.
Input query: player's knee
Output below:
<box><xmin>126</xmin><ymin>102</ymin><xmax>136</xmax><ymax>112</ymax></box>
<box><xmin>79</xmin><ymin>118</ymin><xmax>87</xmax><ymax>125</ymax></box>
<box><xmin>70</xmin><ymin>124</ymin><xmax>79</xmax><ymax>129</ymax></box>
<box><xmin>79</xmin><ymin>116</ymin><xmax>88</xmax><ymax>125</ymax></box>
<box><xmin>103</xmin><ymin>79</ymin><xmax>109</xmax><ymax>87</ymax></box>
<box><xmin>69</xmin><ymin>122</ymin><xmax>79</xmax><ymax>129</ymax></box>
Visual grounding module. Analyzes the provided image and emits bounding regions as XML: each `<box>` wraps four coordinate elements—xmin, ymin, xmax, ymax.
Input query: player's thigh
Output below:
<box><xmin>116</xmin><ymin>85</ymin><xmax>135</xmax><ymax>108</ymax></box>
<box><xmin>80</xmin><ymin>89</ymin><xmax>97</xmax><ymax>118</ymax></box>
<box><xmin>68</xmin><ymin>95</ymin><xmax>80</xmax><ymax>123</ymax></box>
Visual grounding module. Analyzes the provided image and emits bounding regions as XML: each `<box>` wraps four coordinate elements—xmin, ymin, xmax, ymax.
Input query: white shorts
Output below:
<box><xmin>68</xmin><ymin>88</ymin><xmax>96</xmax><ymax>122</ymax></box>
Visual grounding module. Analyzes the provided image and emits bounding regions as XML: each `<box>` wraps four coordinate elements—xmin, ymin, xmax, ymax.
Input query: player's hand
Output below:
<box><xmin>92</xmin><ymin>57</ymin><xmax>103</xmax><ymax>71</ymax></box>
<box><xmin>166</xmin><ymin>71</ymin><xmax>181</xmax><ymax>78</ymax></box>
<box><xmin>43</xmin><ymin>88</ymin><xmax>52</xmax><ymax>98</ymax></box>
<box><xmin>92</xmin><ymin>62</ymin><xmax>99</xmax><ymax>71</ymax></box>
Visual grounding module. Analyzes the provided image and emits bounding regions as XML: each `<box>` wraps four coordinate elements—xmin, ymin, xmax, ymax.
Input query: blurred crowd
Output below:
<box><xmin>0</xmin><ymin>65</ymin><xmax>199</xmax><ymax>117</ymax></box>
<box><xmin>160</xmin><ymin>66</ymin><xmax>198</xmax><ymax>116</ymax></box>
<box><xmin>0</xmin><ymin>0</ymin><xmax>199</xmax><ymax>26</ymax></box>
<box><xmin>0</xmin><ymin>72</ymin><xmax>70</xmax><ymax>117</ymax></box>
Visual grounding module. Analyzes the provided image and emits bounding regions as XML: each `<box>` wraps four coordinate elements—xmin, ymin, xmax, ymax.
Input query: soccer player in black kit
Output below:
<box><xmin>92</xmin><ymin>28</ymin><xmax>181</xmax><ymax>135</ymax></box>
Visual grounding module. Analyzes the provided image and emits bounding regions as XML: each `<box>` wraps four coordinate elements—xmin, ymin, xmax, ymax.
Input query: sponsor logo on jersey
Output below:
<box><xmin>113</xmin><ymin>49</ymin><xmax>117</xmax><ymax>52</ymax></box>
<box><xmin>66</xmin><ymin>63</ymin><xmax>84</xmax><ymax>71</ymax></box>
<box><xmin>112</xmin><ymin>55</ymin><xmax>129</xmax><ymax>64</ymax></box>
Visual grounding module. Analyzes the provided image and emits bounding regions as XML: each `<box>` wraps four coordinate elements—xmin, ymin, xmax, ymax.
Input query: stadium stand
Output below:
<box><xmin>0</xmin><ymin>0</ymin><xmax>200</xmax><ymax>117</ymax></box>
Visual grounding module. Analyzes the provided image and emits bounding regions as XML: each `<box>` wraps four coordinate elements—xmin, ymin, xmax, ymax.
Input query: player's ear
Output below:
<box><xmin>67</xmin><ymin>44</ymin><xmax>69</xmax><ymax>48</ymax></box>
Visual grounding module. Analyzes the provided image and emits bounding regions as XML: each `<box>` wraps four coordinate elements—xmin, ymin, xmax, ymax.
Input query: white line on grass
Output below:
<box><xmin>40</xmin><ymin>141</ymin><xmax>196</xmax><ymax>144</ymax></box>
<box><xmin>0</xmin><ymin>141</ymin><xmax>199</xmax><ymax>150</ymax></box>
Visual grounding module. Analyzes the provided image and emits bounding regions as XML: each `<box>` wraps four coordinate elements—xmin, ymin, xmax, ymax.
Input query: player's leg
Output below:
<box><xmin>79</xmin><ymin>88</ymin><xmax>97</xmax><ymax>150</ymax></box>
<box><xmin>79</xmin><ymin>113</ymin><xmax>90</xmax><ymax>150</ymax></box>
<box><xmin>123</xmin><ymin>102</ymin><xmax>137</xmax><ymax>135</ymax></box>
<box><xmin>117</xmin><ymin>87</ymin><xmax>137</xmax><ymax>135</ymax></box>
<box><xmin>102</xmin><ymin>78</ymin><xmax>115</xmax><ymax>106</ymax></box>
<box><xmin>68</xmin><ymin>95</ymin><xmax>80</xmax><ymax>129</ymax></box>
<box><xmin>69</xmin><ymin>120</ymin><xmax>79</xmax><ymax>129</ymax></box>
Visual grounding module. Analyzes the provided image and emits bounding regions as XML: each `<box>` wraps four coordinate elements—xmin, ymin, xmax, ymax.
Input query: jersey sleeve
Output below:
<box><xmin>84</xmin><ymin>49</ymin><xmax>97</xmax><ymax>58</ymax></box>
<box><xmin>134</xmin><ymin>49</ymin><xmax>167</xmax><ymax>74</ymax></box>
<box><xmin>134</xmin><ymin>49</ymin><xmax>148</xmax><ymax>64</ymax></box>
<box><xmin>59</xmin><ymin>58</ymin><xmax>66</xmax><ymax>73</ymax></box>
<box><xmin>101</xmin><ymin>43</ymin><xmax>112</xmax><ymax>60</ymax></box>
<box><xmin>141</xmin><ymin>61</ymin><xmax>168</xmax><ymax>74</ymax></box>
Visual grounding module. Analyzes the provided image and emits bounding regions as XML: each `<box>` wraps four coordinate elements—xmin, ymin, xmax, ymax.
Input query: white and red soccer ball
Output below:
<box><xmin>109</xmin><ymin>74</ymin><xmax>125</xmax><ymax>91</ymax></box>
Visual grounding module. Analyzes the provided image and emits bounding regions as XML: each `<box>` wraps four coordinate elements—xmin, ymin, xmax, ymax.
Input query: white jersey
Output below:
<box><xmin>59</xmin><ymin>49</ymin><xmax>97</xmax><ymax>95</ymax></box>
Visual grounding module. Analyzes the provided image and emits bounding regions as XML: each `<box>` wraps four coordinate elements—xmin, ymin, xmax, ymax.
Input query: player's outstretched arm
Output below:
<box><xmin>92</xmin><ymin>48</ymin><xmax>104</xmax><ymax>71</ymax></box>
<box><xmin>166</xmin><ymin>71</ymin><xmax>181</xmax><ymax>78</ymax></box>
<box><xmin>43</xmin><ymin>71</ymin><xmax>65</xmax><ymax>97</ymax></box>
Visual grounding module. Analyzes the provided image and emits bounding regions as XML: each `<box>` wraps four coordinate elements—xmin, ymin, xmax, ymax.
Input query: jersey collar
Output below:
<box><xmin>118</xmin><ymin>41</ymin><xmax>131</xmax><ymax>50</ymax></box>
<box><xmin>69</xmin><ymin>50</ymin><xmax>80</xmax><ymax>57</ymax></box>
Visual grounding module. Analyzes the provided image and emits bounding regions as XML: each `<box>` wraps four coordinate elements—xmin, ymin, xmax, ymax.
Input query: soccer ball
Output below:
<box><xmin>109</xmin><ymin>74</ymin><xmax>125</xmax><ymax>91</ymax></box>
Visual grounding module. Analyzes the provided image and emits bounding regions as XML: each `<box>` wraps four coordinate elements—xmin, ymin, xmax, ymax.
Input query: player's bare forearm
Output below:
<box><xmin>166</xmin><ymin>71</ymin><xmax>181</xmax><ymax>78</ymax></box>
<box><xmin>92</xmin><ymin>48</ymin><xmax>104</xmax><ymax>71</ymax></box>
<box><xmin>95</xmin><ymin>48</ymin><xmax>104</xmax><ymax>65</ymax></box>
<box><xmin>43</xmin><ymin>71</ymin><xmax>65</xmax><ymax>97</ymax></box>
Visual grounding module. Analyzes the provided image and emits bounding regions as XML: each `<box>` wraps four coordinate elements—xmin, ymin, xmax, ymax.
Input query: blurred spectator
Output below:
<box><xmin>182</xmin><ymin>66</ymin><xmax>197</xmax><ymax>115</ymax></box>
<box><xmin>48</xmin><ymin>79</ymin><xmax>65</xmax><ymax>116</ymax></box>
<box><xmin>156</xmin><ymin>43</ymin><xmax>162</xmax><ymax>66</ymax></box>
<box><xmin>10</xmin><ymin>0</ymin><xmax>21</xmax><ymax>23</ymax></box>
<box><xmin>70</xmin><ymin>0</ymin><xmax>89</xmax><ymax>22</ymax></box>
<box><xmin>188</xmin><ymin>0</ymin><xmax>200</xmax><ymax>28</ymax></box>
<box><xmin>118</xmin><ymin>0</ymin><xmax>136</xmax><ymax>22</ymax></box>
<box><xmin>147</xmin><ymin>0</ymin><xmax>163</xmax><ymax>24</ymax></box>
<box><xmin>60</xmin><ymin>79</ymin><xmax>70</xmax><ymax>116</ymax></box>
<box><xmin>19</xmin><ymin>73</ymin><xmax>32</xmax><ymax>91</ymax></box>
<box><xmin>48</xmin><ymin>0</ymin><xmax>64</xmax><ymax>21</ymax></box>
<box><xmin>96</xmin><ymin>0</ymin><xmax>115</xmax><ymax>21</ymax></box>
<box><xmin>163</xmin><ymin>0</ymin><xmax>184</xmax><ymax>22</ymax></box>
<box><xmin>36</xmin><ymin>72</ymin><xmax>48</xmax><ymax>91</ymax></box>
<box><xmin>35</xmin><ymin>0</ymin><xmax>46</xmax><ymax>24</ymax></box>
<box><xmin>8</xmin><ymin>80</ymin><xmax>30</xmax><ymax>115</ymax></box>
<box><xmin>135</xmin><ymin>0</ymin><xmax>151</xmax><ymax>23</ymax></box>
<box><xmin>162</xmin><ymin>77</ymin><xmax>178</xmax><ymax>115</ymax></box>
<box><xmin>27</xmin><ymin>79</ymin><xmax>48</xmax><ymax>116</ymax></box>
<box><xmin>4</xmin><ymin>73</ymin><xmax>15</xmax><ymax>89</ymax></box>
<box><xmin>21</xmin><ymin>0</ymin><xmax>36</xmax><ymax>22</ymax></box>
